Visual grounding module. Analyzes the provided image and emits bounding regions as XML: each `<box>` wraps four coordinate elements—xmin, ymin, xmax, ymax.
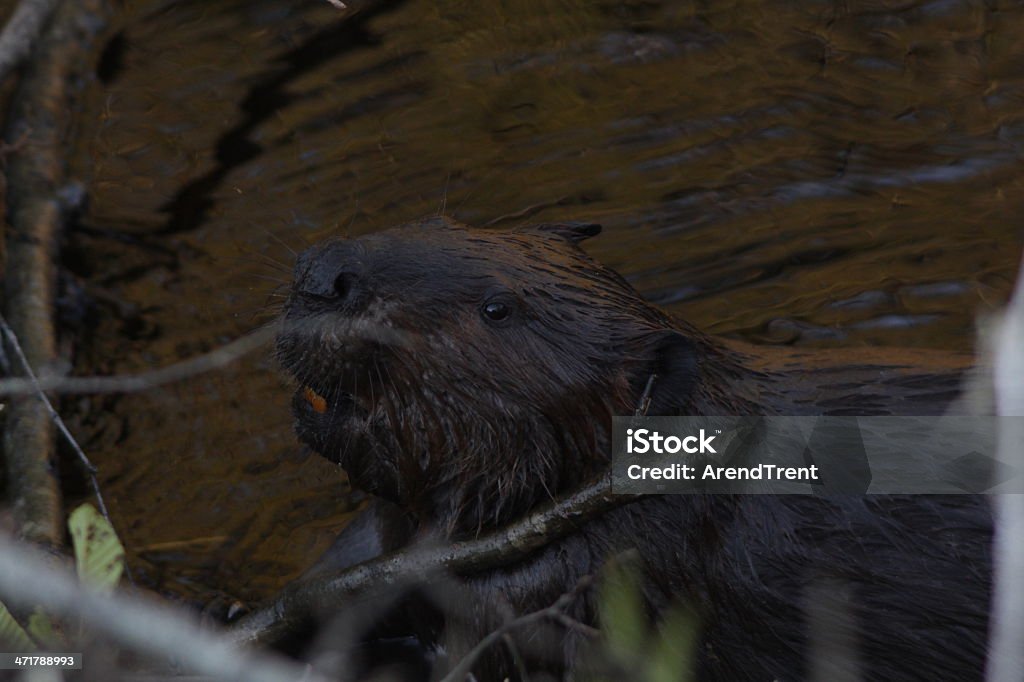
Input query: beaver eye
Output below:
<box><xmin>481</xmin><ymin>295</ymin><xmax>518</xmax><ymax>325</ymax></box>
<box><xmin>483</xmin><ymin>301</ymin><xmax>510</xmax><ymax>321</ymax></box>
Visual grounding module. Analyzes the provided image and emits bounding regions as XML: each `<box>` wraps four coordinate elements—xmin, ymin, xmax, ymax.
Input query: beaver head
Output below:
<box><xmin>277</xmin><ymin>217</ymin><xmax>706</xmax><ymax>535</ymax></box>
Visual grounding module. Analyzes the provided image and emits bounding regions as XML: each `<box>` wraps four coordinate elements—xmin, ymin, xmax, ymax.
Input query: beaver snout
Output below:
<box><xmin>292</xmin><ymin>238</ymin><xmax>368</xmax><ymax>310</ymax></box>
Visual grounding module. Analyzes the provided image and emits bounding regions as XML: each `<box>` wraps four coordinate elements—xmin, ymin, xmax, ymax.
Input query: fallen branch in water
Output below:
<box><xmin>0</xmin><ymin>532</ymin><xmax>331</xmax><ymax>682</ymax></box>
<box><xmin>230</xmin><ymin>476</ymin><xmax>635</xmax><ymax>647</ymax></box>
<box><xmin>1</xmin><ymin>0</ymin><xmax>110</xmax><ymax>546</ymax></box>
<box><xmin>0</xmin><ymin>0</ymin><xmax>60</xmax><ymax>83</ymax></box>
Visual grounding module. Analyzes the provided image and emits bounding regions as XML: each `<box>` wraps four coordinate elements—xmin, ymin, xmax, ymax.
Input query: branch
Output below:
<box><xmin>0</xmin><ymin>0</ymin><xmax>61</xmax><ymax>83</ymax></box>
<box><xmin>230</xmin><ymin>476</ymin><xmax>636</xmax><ymax>646</ymax></box>
<box><xmin>2</xmin><ymin>0</ymin><xmax>110</xmax><ymax>545</ymax></box>
<box><xmin>0</xmin><ymin>313</ymin><xmax>111</xmax><ymax>523</ymax></box>
<box><xmin>0</xmin><ymin>533</ymin><xmax>330</xmax><ymax>682</ymax></box>
<box><xmin>439</xmin><ymin>576</ymin><xmax>598</xmax><ymax>682</ymax></box>
<box><xmin>0</xmin><ymin>324</ymin><xmax>277</xmax><ymax>396</ymax></box>
<box><xmin>986</xmin><ymin>251</ymin><xmax>1024</xmax><ymax>682</ymax></box>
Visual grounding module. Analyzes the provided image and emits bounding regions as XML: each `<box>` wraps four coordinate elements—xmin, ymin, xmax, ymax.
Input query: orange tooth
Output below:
<box><xmin>303</xmin><ymin>386</ymin><xmax>328</xmax><ymax>414</ymax></box>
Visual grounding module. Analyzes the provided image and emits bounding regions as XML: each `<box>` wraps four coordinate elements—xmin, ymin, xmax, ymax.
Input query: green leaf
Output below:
<box><xmin>0</xmin><ymin>601</ymin><xmax>34</xmax><ymax>650</ymax></box>
<box><xmin>68</xmin><ymin>503</ymin><xmax>125</xmax><ymax>593</ymax></box>
<box><xmin>598</xmin><ymin>561</ymin><xmax>647</xmax><ymax>665</ymax></box>
<box><xmin>648</xmin><ymin>605</ymin><xmax>698</xmax><ymax>682</ymax></box>
<box><xmin>26</xmin><ymin>610</ymin><xmax>63</xmax><ymax>648</ymax></box>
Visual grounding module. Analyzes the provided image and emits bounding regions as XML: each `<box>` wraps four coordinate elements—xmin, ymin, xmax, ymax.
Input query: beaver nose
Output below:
<box><xmin>294</xmin><ymin>239</ymin><xmax>365</xmax><ymax>305</ymax></box>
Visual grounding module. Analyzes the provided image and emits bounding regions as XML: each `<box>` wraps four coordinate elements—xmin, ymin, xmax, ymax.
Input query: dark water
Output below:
<box><xmin>65</xmin><ymin>0</ymin><xmax>1023</xmax><ymax>604</ymax></box>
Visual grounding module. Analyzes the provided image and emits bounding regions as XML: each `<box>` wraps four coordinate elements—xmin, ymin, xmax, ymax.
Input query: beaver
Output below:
<box><xmin>275</xmin><ymin>217</ymin><xmax>992</xmax><ymax>681</ymax></box>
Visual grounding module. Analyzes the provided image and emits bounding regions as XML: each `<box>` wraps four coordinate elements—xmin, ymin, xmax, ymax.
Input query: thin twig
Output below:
<box><xmin>0</xmin><ymin>313</ymin><xmax>109</xmax><ymax>522</ymax></box>
<box><xmin>0</xmin><ymin>324</ymin><xmax>277</xmax><ymax>396</ymax></box>
<box><xmin>0</xmin><ymin>533</ymin><xmax>330</xmax><ymax>682</ymax></box>
<box><xmin>634</xmin><ymin>373</ymin><xmax>658</xmax><ymax>417</ymax></box>
<box><xmin>0</xmin><ymin>0</ymin><xmax>61</xmax><ymax>83</ymax></box>
<box><xmin>483</xmin><ymin>196</ymin><xmax>572</xmax><ymax>227</ymax></box>
<box><xmin>501</xmin><ymin>632</ymin><xmax>531</xmax><ymax>682</ymax></box>
<box><xmin>439</xmin><ymin>576</ymin><xmax>597</xmax><ymax>682</ymax></box>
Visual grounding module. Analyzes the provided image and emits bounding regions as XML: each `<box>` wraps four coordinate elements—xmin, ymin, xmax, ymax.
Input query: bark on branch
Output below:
<box><xmin>2</xmin><ymin>0</ymin><xmax>110</xmax><ymax>545</ymax></box>
<box><xmin>229</xmin><ymin>476</ymin><xmax>636</xmax><ymax>647</ymax></box>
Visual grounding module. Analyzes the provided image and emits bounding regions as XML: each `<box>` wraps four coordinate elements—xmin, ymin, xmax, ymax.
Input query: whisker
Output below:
<box><xmin>262</xmin><ymin>228</ymin><xmax>298</xmax><ymax>259</ymax></box>
<box><xmin>342</xmin><ymin>200</ymin><xmax>361</xmax><ymax>239</ymax></box>
<box><xmin>219</xmin><ymin>252</ymin><xmax>293</xmax><ymax>274</ymax></box>
<box><xmin>437</xmin><ymin>171</ymin><xmax>452</xmax><ymax>217</ymax></box>
<box><xmin>244</xmin><ymin>272</ymin><xmax>292</xmax><ymax>285</ymax></box>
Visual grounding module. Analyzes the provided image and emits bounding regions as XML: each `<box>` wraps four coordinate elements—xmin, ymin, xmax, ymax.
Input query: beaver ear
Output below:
<box><xmin>632</xmin><ymin>330</ymin><xmax>699</xmax><ymax>416</ymax></box>
<box><xmin>523</xmin><ymin>222</ymin><xmax>602</xmax><ymax>244</ymax></box>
